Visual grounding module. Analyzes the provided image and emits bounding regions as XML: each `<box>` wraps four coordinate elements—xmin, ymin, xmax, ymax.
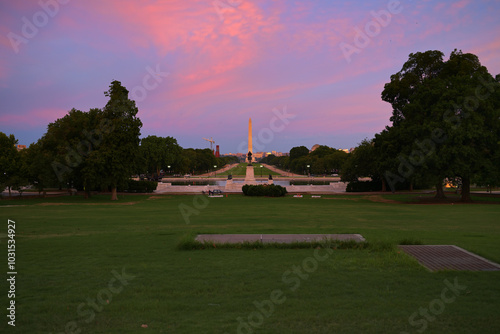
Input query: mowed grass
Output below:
<box><xmin>218</xmin><ymin>163</ymin><xmax>281</xmax><ymax>176</ymax></box>
<box><xmin>0</xmin><ymin>194</ymin><xmax>499</xmax><ymax>333</ymax></box>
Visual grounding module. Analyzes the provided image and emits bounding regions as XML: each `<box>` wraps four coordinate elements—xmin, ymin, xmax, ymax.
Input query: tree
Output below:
<box><xmin>341</xmin><ymin>139</ymin><xmax>379</xmax><ymax>182</ymax></box>
<box><xmin>140</xmin><ymin>136</ymin><xmax>182</xmax><ymax>177</ymax></box>
<box><xmin>44</xmin><ymin>108</ymin><xmax>93</xmax><ymax>190</ymax></box>
<box><xmin>0</xmin><ymin>132</ymin><xmax>21</xmax><ymax>197</ymax></box>
<box><xmin>24</xmin><ymin>140</ymin><xmax>58</xmax><ymax>196</ymax></box>
<box><xmin>310</xmin><ymin>145</ymin><xmax>335</xmax><ymax>158</ymax></box>
<box><xmin>260</xmin><ymin>154</ymin><xmax>277</xmax><ymax>165</ymax></box>
<box><xmin>437</xmin><ymin>50</ymin><xmax>500</xmax><ymax>201</ymax></box>
<box><xmin>289</xmin><ymin>146</ymin><xmax>309</xmax><ymax>161</ymax></box>
<box><xmin>90</xmin><ymin>81</ymin><xmax>143</xmax><ymax>200</ymax></box>
<box><xmin>381</xmin><ymin>49</ymin><xmax>500</xmax><ymax>201</ymax></box>
<box><xmin>323</xmin><ymin>150</ymin><xmax>348</xmax><ymax>175</ymax></box>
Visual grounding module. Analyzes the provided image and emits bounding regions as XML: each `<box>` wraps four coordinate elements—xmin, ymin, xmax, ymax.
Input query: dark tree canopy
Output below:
<box><xmin>380</xmin><ymin>49</ymin><xmax>500</xmax><ymax>201</ymax></box>
<box><xmin>289</xmin><ymin>146</ymin><xmax>309</xmax><ymax>161</ymax></box>
<box><xmin>0</xmin><ymin>132</ymin><xmax>23</xmax><ymax>196</ymax></box>
<box><xmin>96</xmin><ymin>80</ymin><xmax>143</xmax><ymax>200</ymax></box>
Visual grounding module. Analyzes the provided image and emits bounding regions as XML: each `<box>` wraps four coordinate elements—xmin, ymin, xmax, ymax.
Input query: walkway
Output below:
<box><xmin>197</xmin><ymin>163</ymin><xmax>239</xmax><ymax>177</ymax></box>
<box><xmin>260</xmin><ymin>163</ymin><xmax>305</xmax><ymax>177</ymax></box>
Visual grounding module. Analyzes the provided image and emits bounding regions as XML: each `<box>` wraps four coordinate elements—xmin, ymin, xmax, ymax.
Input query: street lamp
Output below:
<box><xmin>167</xmin><ymin>165</ymin><xmax>171</xmax><ymax>175</ymax></box>
<box><xmin>260</xmin><ymin>165</ymin><xmax>263</xmax><ymax>177</ymax></box>
<box><xmin>306</xmin><ymin>165</ymin><xmax>310</xmax><ymax>177</ymax></box>
<box><xmin>214</xmin><ymin>165</ymin><xmax>217</xmax><ymax>178</ymax></box>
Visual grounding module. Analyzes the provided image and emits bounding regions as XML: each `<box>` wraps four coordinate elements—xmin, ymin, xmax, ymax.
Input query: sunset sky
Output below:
<box><xmin>1</xmin><ymin>0</ymin><xmax>499</xmax><ymax>153</ymax></box>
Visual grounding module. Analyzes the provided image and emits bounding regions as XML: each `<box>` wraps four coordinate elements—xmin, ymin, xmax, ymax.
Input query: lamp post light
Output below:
<box><xmin>214</xmin><ymin>165</ymin><xmax>217</xmax><ymax>178</ymax></box>
<box><xmin>167</xmin><ymin>165</ymin><xmax>171</xmax><ymax>175</ymax></box>
<box><xmin>306</xmin><ymin>165</ymin><xmax>310</xmax><ymax>177</ymax></box>
<box><xmin>260</xmin><ymin>165</ymin><xmax>263</xmax><ymax>177</ymax></box>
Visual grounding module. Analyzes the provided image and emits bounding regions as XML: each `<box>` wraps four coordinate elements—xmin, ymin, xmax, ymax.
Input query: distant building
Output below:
<box><xmin>16</xmin><ymin>144</ymin><xmax>26</xmax><ymax>151</ymax></box>
<box><xmin>310</xmin><ymin>144</ymin><xmax>320</xmax><ymax>152</ymax></box>
<box><xmin>225</xmin><ymin>151</ymin><xmax>289</xmax><ymax>159</ymax></box>
<box><xmin>253</xmin><ymin>152</ymin><xmax>264</xmax><ymax>159</ymax></box>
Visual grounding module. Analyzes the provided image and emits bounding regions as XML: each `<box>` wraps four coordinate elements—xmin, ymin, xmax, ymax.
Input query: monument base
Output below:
<box><xmin>244</xmin><ymin>166</ymin><xmax>257</xmax><ymax>185</ymax></box>
<box><xmin>224</xmin><ymin>179</ymin><xmax>243</xmax><ymax>191</ymax></box>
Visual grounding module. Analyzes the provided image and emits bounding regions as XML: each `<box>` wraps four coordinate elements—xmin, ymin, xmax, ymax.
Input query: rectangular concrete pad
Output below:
<box><xmin>399</xmin><ymin>245</ymin><xmax>500</xmax><ymax>271</ymax></box>
<box><xmin>195</xmin><ymin>234</ymin><xmax>365</xmax><ymax>244</ymax></box>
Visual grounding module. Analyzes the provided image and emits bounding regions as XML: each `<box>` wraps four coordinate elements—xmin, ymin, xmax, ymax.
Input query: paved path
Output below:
<box><xmin>260</xmin><ymin>163</ymin><xmax>305</xmax><ymax>177</ymax></box>
<box><xmin>197</xmin><ymin>163</ymin><xmax>239</xmax><ymax>177</ymax></box>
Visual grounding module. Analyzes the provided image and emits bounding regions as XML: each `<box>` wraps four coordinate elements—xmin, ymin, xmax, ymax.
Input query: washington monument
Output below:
<box><xmin>248</xmin><ymin>118</ymin><xmax>254</xmax><ymax>163</ymax></box>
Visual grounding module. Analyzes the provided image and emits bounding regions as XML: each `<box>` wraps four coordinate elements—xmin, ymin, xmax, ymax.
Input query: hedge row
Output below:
<box><xmin>242</xmin><ymin>184</ymin><xmax>287</xmax><ymax>197</ymax></box>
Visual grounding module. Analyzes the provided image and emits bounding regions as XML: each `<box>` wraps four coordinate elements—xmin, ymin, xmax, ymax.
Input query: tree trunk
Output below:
<box><xmin>409</xmin><ymin>182</ymin><xmax>413</xmax><ymax>192</ymax></box>
<box><xmin>8</xmin><ymin>186</ymin><xmax>11</xmax><ymax>197</ymax></box>
<box><xmin>461</xmin><ymin>176</ymin><xmax>472</xmax><ymax>202</ymax></box>
<box><xmin>84</xmin><ymin>182</ymin><xmax>90</xmax><ymax>199</ymax></box>
<box><xmin>381</xmin><ymin>178</ymin><xmax>387</xmax><ymax>192</ymax></box>
<box><xmin>435</xmin><ymin>181</ymin><xmax>446</xmax><ymax>199</ymax></box>
<box><xmin>111</xmin><ymin>186</ymin><xmax>118</xmax><ymax>201</ymax></box>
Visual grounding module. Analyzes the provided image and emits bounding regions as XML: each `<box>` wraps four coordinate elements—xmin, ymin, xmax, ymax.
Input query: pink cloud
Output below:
<box><xmin>0</xmin><ymin>108</ymin><xmax>68</xmax><ymax>128</ymax></box>
<box><xmin>470</xmin><ymin>39</ymin><xmax>500</xmax><ymax>72</ymax></box>
<box><xmin>451</xmin><ymin>0</ymin><xmax>471</xmax><ymax>11</ymax></box>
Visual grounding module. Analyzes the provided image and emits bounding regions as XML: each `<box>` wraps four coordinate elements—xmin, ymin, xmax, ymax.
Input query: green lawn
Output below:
<box><xmin>218</xmin><ymin>163</ymin><xmax>281</xmax><ymax>176</ymax></box>
<box><xmin>1</xmin><ymin>194</ymin><xmax>499</xmax><ymax>333</ymax></box>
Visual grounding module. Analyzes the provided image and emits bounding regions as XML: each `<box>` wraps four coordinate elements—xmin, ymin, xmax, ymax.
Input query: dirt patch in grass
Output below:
<box><xmin>147</xmin><ymin>195</ymin><xmax>172</xmax><ymax>200</ymax></box>
<box><xmin>322</xmin><ymin>195</ymin><xmax>399</xmax><ymax>204</ymax></box>
<box><xmin>36</xmin><ymin>202</ymin><xmax>139</xmax><ymax>206</ymax></box>
<box><xmin>322</xmin><ymin>197</ymin><xmax>362</xmax><ymax>201</ymax></box>
<box><xmin>21</xmin><ymin>232</ymin><xmax>95</xmax><ymax>239</ymax></box>
<box><xmin>362</xmin><ymin>195</ymin><xmax>399</xmax><ymax>204</ymax></box>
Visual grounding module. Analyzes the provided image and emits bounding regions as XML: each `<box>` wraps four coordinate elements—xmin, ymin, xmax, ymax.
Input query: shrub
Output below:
<box><xmin>242</xmin><ymin>184</ymin><xmax>287</xmax><ymax>197</ymax></box>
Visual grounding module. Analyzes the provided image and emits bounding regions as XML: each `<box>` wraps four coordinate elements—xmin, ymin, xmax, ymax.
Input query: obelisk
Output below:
<box><xmin>244</xmin><ymin>118</ymin><xmax>257</xmax><ymax>184</ymax></box>
<box><xmin>248</xmin><ymin>118</ymin><xmax>253</xmax><ymax>162</ymax></box>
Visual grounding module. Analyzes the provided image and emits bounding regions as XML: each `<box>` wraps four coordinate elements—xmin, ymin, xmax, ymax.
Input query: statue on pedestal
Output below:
<box><xmin>247</xmin><ymin>151</ymin><xmax>253</xmax><ymax>165</ymax></box>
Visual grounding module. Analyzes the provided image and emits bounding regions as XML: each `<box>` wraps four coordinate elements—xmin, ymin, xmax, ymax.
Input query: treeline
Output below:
<box><xmin>260</xmin><ymin>145</ymin><xmax>348</xmax><ymax>175</ymax></box>
<box><xmin>0</xmin><ymin>80</ymin><xmax>237</xmax><ymax>200</ymax></box>
<box><xmin>139</xmin><ymin>135</ymin><xmax>237</xmax><ymax>177</ymax></box>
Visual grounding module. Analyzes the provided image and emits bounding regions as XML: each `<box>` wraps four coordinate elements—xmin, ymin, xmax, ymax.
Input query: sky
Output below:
<box><xmin>1</xmin><ymin>0</ymin><xmax>499</xmax><ymax>154</ymax></box>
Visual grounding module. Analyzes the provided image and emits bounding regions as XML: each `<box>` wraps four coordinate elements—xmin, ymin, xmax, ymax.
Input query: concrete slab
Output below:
<box><xmin>399</xmin><ymin>245</ymin><xmax>500</xmax><ymax>271</ymax></box>
<box><xmin>195</xmin><ymin>234</ymin><xmax>365</xmax><ymax>244</ymax></box>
